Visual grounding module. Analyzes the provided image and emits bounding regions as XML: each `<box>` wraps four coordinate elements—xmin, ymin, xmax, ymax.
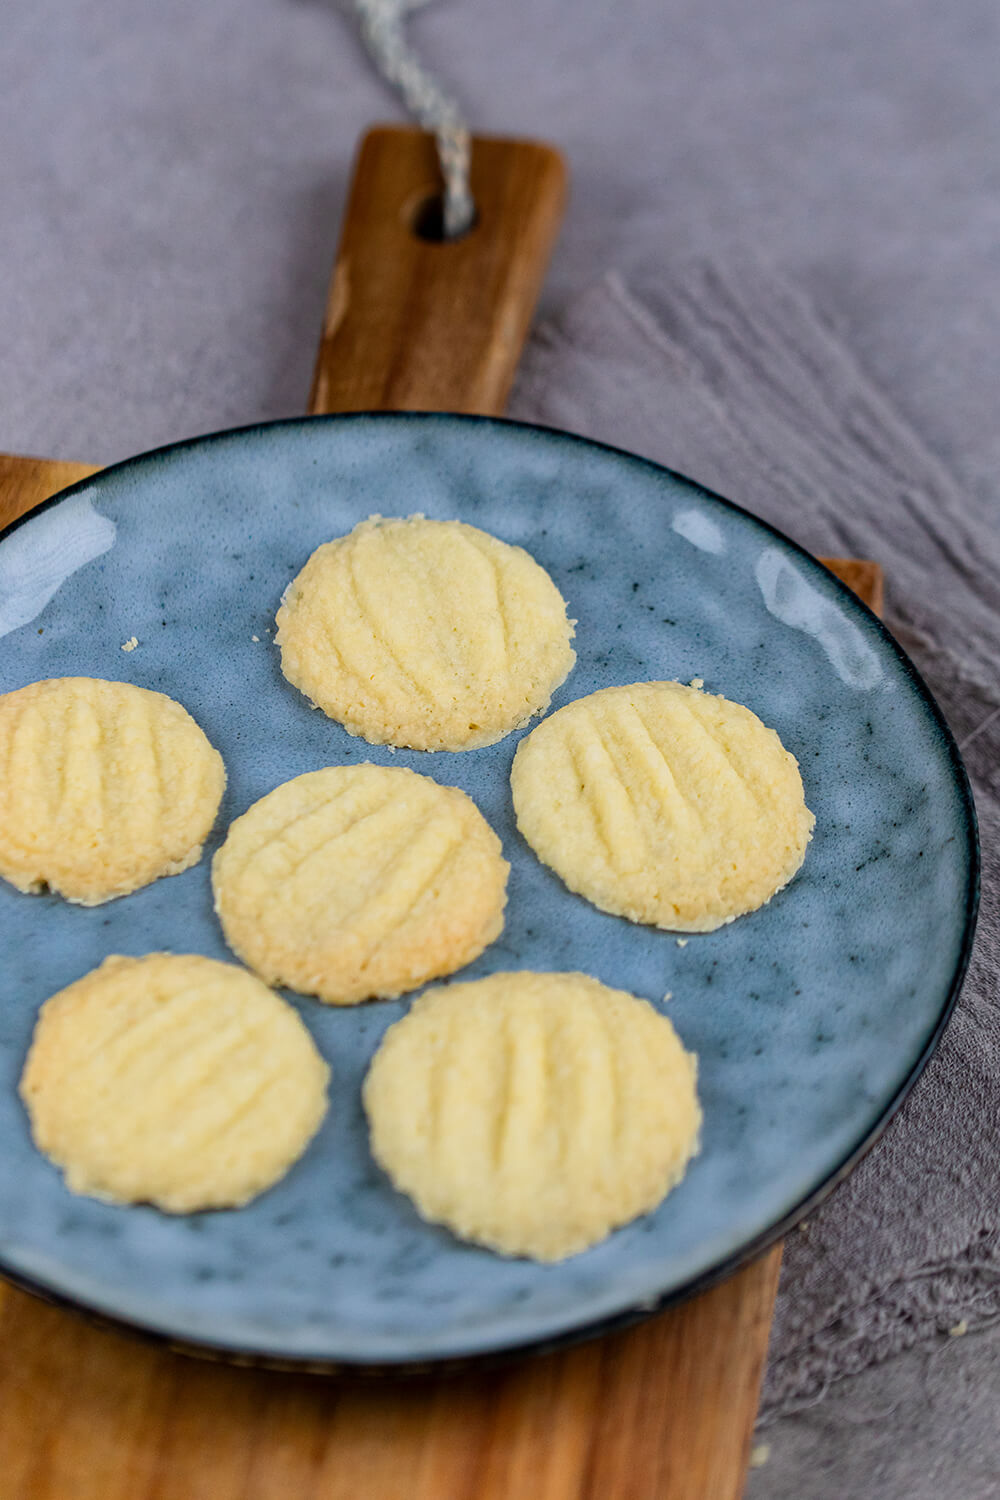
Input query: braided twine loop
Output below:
<box><xmin>346</xmin><ymin>0</ymin><xmax>475</xmax><ymax>237</ymax></box>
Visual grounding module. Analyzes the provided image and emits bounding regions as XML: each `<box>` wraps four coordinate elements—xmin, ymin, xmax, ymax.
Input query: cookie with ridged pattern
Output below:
<box><xmin>0</xmin><ymin>676</ymin><xmax>225</xmax><ymax>905</ymax></box>
<box><xmin>275</xmin><ymin>515</ymin><xmax>576</xmax><ymax>751</ymax></box>
<box><xmin>212</xmin><ymin>764</ymin><xmax>509</xmax><ymax>1005</ymax></box>
<box><xmin>363</xmin><ymin>970</ymin><xmax>701</xmax><ymax>1262</ymax></box>
<box><xmin>511</xmin><ymin>681</ymin><xmax>814</xmax><ymax>932</ymax></box>
<box><xmin>19</xmin><ymin>954</ymin><xmax>329</xmax><ymax>1212</ymax></box>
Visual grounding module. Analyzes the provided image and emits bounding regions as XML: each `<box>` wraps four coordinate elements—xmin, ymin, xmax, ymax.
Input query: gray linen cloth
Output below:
<box><xmin>508</xmin><ymin>266</ymin><xmax>1000</xmax><ymax>1415</ymax></box>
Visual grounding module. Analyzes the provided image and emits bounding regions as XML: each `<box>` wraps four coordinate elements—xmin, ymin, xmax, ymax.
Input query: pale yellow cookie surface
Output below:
<box><xmin>0</xmin><ymin>677</ymin><xmax>226</xmax><ymax>905</ymax></box>
<box><xmin>213</xmin><ymin>764</ymin><xmax>509</xmax><ymax>1005</ymax></box>
<box><xmin>363</xmin><ymin>970</ymin><xmax>701</xmax><ymax>1262</ymax></box>
<box><xmin>19</xmin><ymin>954</ymin><xmax>329</xmax><ymax>1212</ymax></box>
<box><xmin>510</xmin><ymin>681</ymin><xmax>814</xmax><ymax>932</ymax></box>
<box><xmin>275</xmin><ymin>516</ymin><xmax>576</xmax><ymax>751</ymax></box>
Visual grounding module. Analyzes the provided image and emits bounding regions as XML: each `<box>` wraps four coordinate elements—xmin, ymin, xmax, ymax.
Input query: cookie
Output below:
<box><xmin>510</xmin><ymin>680</ymin><xmax>814</xmax><ymax>931</ymax></box>
<box><xmin>212</xmin><ymin>764</ymin><xmax>509</xmax><ymax>1004</ymax></box>
<box><xmin>364</xmin><ymin>970</ymin><xmax>701</xmax><ymax>1262</ymax></box>
<box><xmin>275</xmin><ymin>515</ymin><xmax>576</xmax><ymax>751</ymax></box>
<box><xmin>0</xmin><ymin>676</ymin><xmax>226</xmax><ymax>905</ymax></box>
<box><xmin>19</xmin><ymin>953</ymin><xmax>329</xmax><ymax>1212</ymax></box>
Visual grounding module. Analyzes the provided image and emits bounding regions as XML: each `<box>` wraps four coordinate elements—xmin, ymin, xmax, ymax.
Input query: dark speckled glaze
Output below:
<box><xmin>0</xmin><ymin>415</ymin><xmax>978</xmax><ymax>1366</ymax></box>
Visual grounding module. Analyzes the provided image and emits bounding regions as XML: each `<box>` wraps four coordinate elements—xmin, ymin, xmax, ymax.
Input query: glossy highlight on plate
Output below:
<box><xmin>0</xmin><ymin>413</ymin><xmax>977</xmax><ymax>1366</ymax></box>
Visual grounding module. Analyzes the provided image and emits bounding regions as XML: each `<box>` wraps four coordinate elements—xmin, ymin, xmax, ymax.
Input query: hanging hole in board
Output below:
<box><xmin>409</xmin><ymin>193</ymin><xmax>478</xmax><ymax>243</ymax></box>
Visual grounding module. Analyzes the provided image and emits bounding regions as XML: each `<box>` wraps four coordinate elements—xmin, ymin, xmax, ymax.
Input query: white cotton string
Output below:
<box><xmin>345</xmin><ymin>0</ymin><xmax>475</xmax><ymax>238</ymax></box>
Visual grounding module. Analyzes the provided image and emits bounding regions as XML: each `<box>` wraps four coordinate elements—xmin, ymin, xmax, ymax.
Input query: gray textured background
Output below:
<box><xmin>3</xmin><ymin>1</ymin><xmax>999</xmax><ymax>1495</ymax></box>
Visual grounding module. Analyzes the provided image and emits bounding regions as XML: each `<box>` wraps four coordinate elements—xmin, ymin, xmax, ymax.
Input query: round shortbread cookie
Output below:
<box><xmin>0</xmin><ymin>677</ymin><xmax>226</xmax><ymax>905</ymax></box>
<box><xmin>275</xmin><ymin>515</ymin><xmax>576</xmax><ymax>751</ymax></box>
<box><xmin>19</xmin><ymin>954</ymin><xmax>329</xmax><ymax>1212</ymax></box>
<box><xmin>510</xmin><ymin>681</ymin><xmax>814</xmax><ymax>932</ymax></box>
<box><xmin>212</xmin><ymin>764</ymin><xmax>509</xmax><ymax>1005</ymax></box>
<box><xmin>364</xmin><ymin>971</ymin><xmax>701</xmax><ymax>1262</ymax></box>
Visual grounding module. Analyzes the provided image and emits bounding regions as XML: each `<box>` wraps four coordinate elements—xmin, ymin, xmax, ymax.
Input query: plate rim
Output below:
<box><xmin>0</xmin><ymin>410</ymin><xmax>981</xmax><ymax>1371</ymax></box>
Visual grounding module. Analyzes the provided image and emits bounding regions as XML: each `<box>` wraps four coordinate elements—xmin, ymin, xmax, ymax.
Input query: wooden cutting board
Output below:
<box><xmin>0</xmin><ymin>126</ymin><xmax>882</xmax><ymax>1500</ymax></box>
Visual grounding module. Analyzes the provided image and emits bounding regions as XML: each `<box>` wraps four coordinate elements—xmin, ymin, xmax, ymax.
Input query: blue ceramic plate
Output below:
<box><xmin>0</xmin><ymin>415</ymin><xmax>978</xmax><ymax>1366</ymax></box>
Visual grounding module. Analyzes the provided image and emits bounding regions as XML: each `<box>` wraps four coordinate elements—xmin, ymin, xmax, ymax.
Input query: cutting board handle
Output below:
<box><xmin>308</xmin><ymin>125</ymin><xmax>567</xmax><ymax>419</ymax></box>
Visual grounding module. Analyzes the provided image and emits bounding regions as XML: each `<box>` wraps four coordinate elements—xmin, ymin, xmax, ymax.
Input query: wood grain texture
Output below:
<box><xmin>0</xmin><ymin>122</ymin><xmax>885</xmax><ymax>1500</ymax></box>
<box><xmin>821</xmin><ymin>556</ymin><xmax>884</xmax><ymax>616</ymax></box>
<box><xmin>308</xmin><ymin>126</ymin><xmax>567</xmax><ymax>417</ymax></box>
<box><xmin>0</xmin><ymin>452</ymin><xmax>98</xmax><ymax>531</ymax></box>
<box><xmin>0</xmin><ymin>1250</ymin><xmax>782</xmax><ymax>1500</ymax></box>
